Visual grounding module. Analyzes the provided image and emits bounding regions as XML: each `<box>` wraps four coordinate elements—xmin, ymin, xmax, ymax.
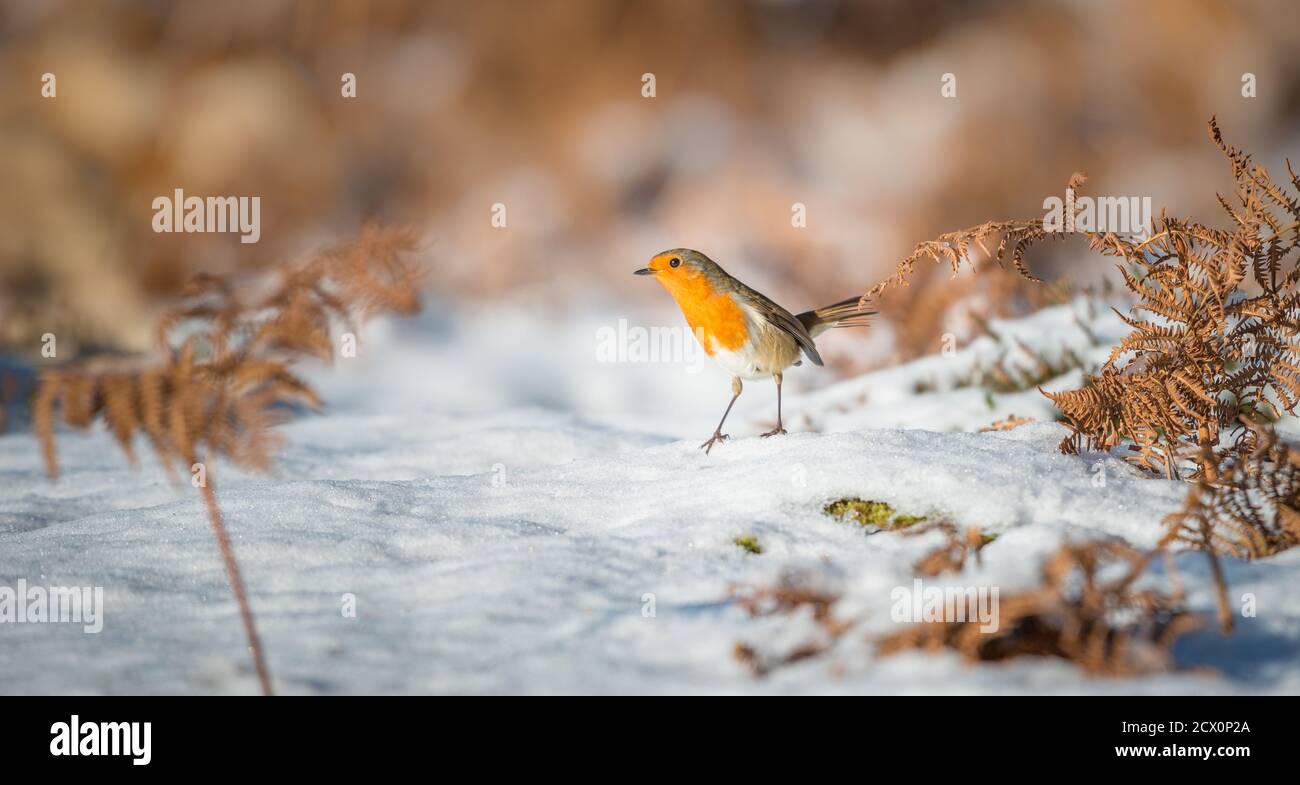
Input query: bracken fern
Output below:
<box><xmin>30</xmin><ymin>225</ymin><xmax>423</xmax><ymax>695</ymax></box>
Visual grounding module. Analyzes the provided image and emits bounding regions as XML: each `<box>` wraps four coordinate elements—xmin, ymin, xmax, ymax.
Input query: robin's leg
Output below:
<box><xmin>701</xmin><ymin>377</ymin><xmax>742</xmax><ymax>454</ymax></box>
<box><xmin>761</xmin><ymin>371</ymin><xmax>788</xmax><ymax>438</ymax></box>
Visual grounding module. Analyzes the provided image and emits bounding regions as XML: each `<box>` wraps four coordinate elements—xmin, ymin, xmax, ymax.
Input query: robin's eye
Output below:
<box><xmin>669</xmin><ymin>257</ymin><xmax>681</xmax><ymax>268</ymax></box>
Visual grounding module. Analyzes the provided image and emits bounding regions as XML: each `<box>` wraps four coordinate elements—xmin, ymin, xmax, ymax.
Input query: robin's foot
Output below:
<box><xmin>760</xmin><ymin>426</ymin><xmax>787</xmax><ymax>438</ymax></box>
<box><xmin>700</xmin><ymin>432</ymin><xmax>729</xmax><ymax>454</ymax></box>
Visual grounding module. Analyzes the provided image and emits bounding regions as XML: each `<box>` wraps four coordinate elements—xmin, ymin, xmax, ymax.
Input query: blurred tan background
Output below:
<box><xmin>2</xmin><ymin>0</ymin><xmax>1299</xmax><ymax>365</ymax></box>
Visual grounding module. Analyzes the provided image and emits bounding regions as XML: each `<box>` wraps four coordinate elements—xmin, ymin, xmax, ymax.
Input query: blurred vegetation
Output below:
<box><xmin>2</xmin><ymin>0</ymin><xmax>1299</xmax><ymax>365</ymax></box>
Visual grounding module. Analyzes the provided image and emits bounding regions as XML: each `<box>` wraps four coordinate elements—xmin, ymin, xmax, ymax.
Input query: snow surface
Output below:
<box><xmin>1</xmin><ymin>296</ymin><xmax>1298</xmax><ymax>694</ymax></box>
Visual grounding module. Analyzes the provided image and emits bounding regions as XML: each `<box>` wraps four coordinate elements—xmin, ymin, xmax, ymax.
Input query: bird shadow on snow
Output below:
<box><xmin>1174</xmin><ymin>625</ymin><xmax>1299</xmax><ymax>684</ymax></box>
<box><xmin>1163</xmin><ymin>557</ymin><xmax>1300</xmax><ymax>684</ymax></box>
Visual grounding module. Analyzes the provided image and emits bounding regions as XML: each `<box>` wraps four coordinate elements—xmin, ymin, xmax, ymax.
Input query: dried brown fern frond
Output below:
<box><xmin>732</xmin><ymin>639</ymin><xmax>830</xmax><ymax>679</ymax></box>
<box><xmin>959</xmin><ymin>123</ymin><xmax>1300</xmax><ymax>662</ymax></box>
<box><xmin>878</xmin><ymin>540</ymin><xmax>1201</xmax><ymax>676</ymax></box>
<box><xmin>1160</xmin><ymin>419</ymin><xmax>1300</xmax><ymax>633</ymax></box>
<box><xmin>732</xmin><ymin>539</ymin><xmax>1201</xmax><ymax>679</ymax></box>
<box><xmin>731</xmin><ymin>571</ymin><xmax>842</xmax><ymax>626</ymax></box>
<box><xmin>861</xmin><ymin>173</ymin><xmax>1086</xmax><ymax>359</ymax></box>
<box><xmin>863</xmin><ymin>217</ymin><xmax>1055</xmax><ymax>305</ymax></box>
<box><xmin>909</xmin><ymin>523</ymin><xmax>989</xmax><ymax>576</ymax></box>
<box><xmin>1033</xmin><ymin>122</ymin><xmax>1300</xmax><ymax>587</ymax></box>
<box><xmin>978</xmin><ymin>414</ymin><xmax>1035</xmax><ymax>433</ymax></box>
<box><xmin>885</xmin><ymin>120</ymin><xmax>1300</xmax><ymax>576</ymax></box>
<box><xmin>865</xmin><ymin>174</ymin><xmax>1091</xmax><ymax>306</ymax></box>
<box><xmin>1038</xmin><ymin>121</ymin><xmax>1300</xmax><ymax>481</ymax></box>
<box><xmin>159</xmin><ymin>224</ymin><xmax>423</xmax><ymax>364</ymax></box>
<box><xmin>32</xmin><ymin>347</ymin><xmax>321</xmax><ymax>480</ymax></box>
<box><xmin>874</xmin><ymin>121</ymin><xmax>1300</xmax><ymax>489</ymax></box>
<box><xmin>308</xmin><ymin>223</ymin><xmax>425</xmax><ymax>320</ymax></box>
<box><xmin>730</xmin><ymin>570</ymin><xmax>849</xmax><ymax>677</ymax></box>
<box><xmin>31</xmin><ymin>226</ymin><xmax>424</xmax><ymax>695</ymax></box>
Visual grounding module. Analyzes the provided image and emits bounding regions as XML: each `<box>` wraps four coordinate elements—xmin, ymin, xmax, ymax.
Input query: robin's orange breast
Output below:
<box><xmin>656</xmin><ymin>270</ymin><xmax>749</xmax><ymax>356</ymax></box>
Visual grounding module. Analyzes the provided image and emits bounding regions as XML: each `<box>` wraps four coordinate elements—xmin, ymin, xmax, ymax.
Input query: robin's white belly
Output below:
<box><xmin>709</xmin><ymin>344</ymin><xmax>767</xmax><ymax>379</ymax></box>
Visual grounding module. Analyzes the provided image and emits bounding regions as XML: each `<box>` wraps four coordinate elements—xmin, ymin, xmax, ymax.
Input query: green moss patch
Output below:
<box><xmin>892</xmin><ymin>514</ymin><xmax>929</xmax><ymax>527</ymax></box>
<box><xmin>733</xmin><ymin>535</ymin><xmax>764</xmax><ymax>555</ymax></box>
<box><xmin>823</xmin><ymin>498</ymin><xmax>927</xmax><ymax>531</ymax></box>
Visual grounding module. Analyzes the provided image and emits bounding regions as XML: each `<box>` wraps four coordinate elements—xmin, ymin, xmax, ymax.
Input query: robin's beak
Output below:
<box><xmin>634</xmin><ymin>267</ymin><xmax>655</xmax><ymax>276</ymax></box>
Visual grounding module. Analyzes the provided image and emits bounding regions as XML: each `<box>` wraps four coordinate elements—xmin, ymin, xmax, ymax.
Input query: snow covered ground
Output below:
<box><xmin>2</xmin><ymin>295</ymin><xmax>1298</xmax><ymax>694</ymax></box>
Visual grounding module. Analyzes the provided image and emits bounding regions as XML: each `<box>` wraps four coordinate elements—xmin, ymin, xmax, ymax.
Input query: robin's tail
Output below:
<box><xmin>795</xmin><ymin>296</ymin><xmax>877</xmax><ymax>338</ymax></box>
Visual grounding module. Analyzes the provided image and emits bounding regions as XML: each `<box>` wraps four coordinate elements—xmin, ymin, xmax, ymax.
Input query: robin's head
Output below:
<box><xmin>634</xmin><ymin>249</ymin><xmax>716</xmax><ymax>282</ymax></box>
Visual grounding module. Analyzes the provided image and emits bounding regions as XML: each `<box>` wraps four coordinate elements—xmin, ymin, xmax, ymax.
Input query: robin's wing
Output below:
<box><xmin>736</xmin><ymin>283</ymin><xmax>824</xmax><ymax>366</ymax></box>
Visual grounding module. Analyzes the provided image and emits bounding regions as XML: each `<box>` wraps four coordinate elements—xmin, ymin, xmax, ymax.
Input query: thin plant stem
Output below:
<box><xmin>198</xmin><ymin>471</ymin><xmax>274</xmax><ymax>696</ymax></box>
<box><xmin>1201</xmin><ymin>519</ymin><xmax>1234</xmax><ymax>635</ymax></box>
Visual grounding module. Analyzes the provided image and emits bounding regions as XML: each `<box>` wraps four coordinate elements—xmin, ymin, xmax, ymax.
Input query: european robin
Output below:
<box><xmin>635</xmin><ymin>248</ymin><xmax>875</xmax><ymax>453</ymax></box>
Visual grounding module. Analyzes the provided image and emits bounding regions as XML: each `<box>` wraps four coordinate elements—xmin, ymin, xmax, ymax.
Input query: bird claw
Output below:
<box><xmin>760</xmin><ymin>427</ymin><xmax>787</xmax><ymax>438</ymax></box>
<box><xmin>699</xmin><ymin>432</ymin><xmax>729</xmax><ymax>453</ymax></box>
